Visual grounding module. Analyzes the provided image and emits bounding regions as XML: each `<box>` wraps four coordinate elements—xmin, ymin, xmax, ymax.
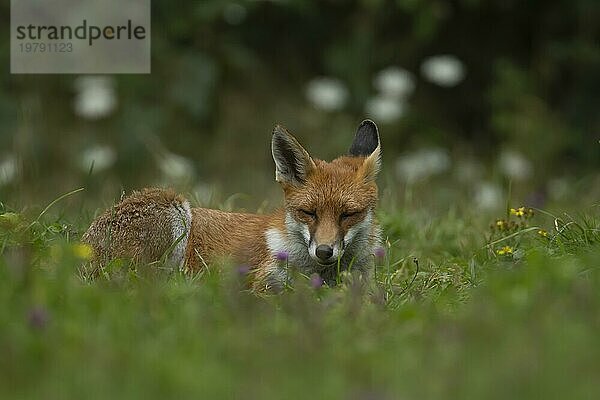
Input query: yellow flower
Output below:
<box><xmin>538</xmin><ymin>229</ymin><xmax>549</xmax><ymax>238</ymax></box>
<box><xmin>510</xmin><ymin>207</ymin><xmax>526</xmax><ymax>217</ymax></box>
<box><xmin>72</xmin><ymin>243</ymin><xmax>94</xmax><ymax>260</ymax></box>
<box><xmin>496</xmin><ymin>246</ymin><xmax>514</xmax><ymax>255</ymax></box>
<box><xmin>496</xmin><ymin>219</ymin><xmax>505</xmax><ymax>228</ymax></box>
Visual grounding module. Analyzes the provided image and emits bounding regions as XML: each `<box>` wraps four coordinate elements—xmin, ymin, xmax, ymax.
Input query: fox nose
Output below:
<box><xmin>315</xmin><ymin>244</ymin><xmax>334</xmax><ymax>261</ymax></box>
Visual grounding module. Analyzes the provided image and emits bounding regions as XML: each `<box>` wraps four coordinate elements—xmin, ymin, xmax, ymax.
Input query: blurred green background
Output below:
<box><xmin>1</xmin><ymin>0</ymin><xmax>598</xmax><ymax>211</ymax></box>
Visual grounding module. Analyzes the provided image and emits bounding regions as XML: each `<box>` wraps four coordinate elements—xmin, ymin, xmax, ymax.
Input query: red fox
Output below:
<box><xmin>82</xmin><ymin>120</ymin><xmax>382</xmax><ymax>291</ymax></box>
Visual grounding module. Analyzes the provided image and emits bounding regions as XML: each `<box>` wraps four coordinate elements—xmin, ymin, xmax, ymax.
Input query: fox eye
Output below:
<box><xmin>341</xmin><ymin>210</ymin><xmax>361</xmax><ymax>220</ymax></box>
<box><xmin>298</xmin><ymin>209</ymin><xmax>316</xmax><ymax>219</ymax></box>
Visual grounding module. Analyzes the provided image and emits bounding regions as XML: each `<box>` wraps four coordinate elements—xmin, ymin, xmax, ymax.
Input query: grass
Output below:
<box><xmin>1</xmin><ymin>192</ymin><xmax>600</xmax><ymax>399</ymax></box>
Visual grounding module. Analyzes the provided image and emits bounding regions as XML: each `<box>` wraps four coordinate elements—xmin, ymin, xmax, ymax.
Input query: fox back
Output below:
<box><xmin>82</xmin><ymin>120</ymin><xmax>383</xmax><ymax>291</ymax></box>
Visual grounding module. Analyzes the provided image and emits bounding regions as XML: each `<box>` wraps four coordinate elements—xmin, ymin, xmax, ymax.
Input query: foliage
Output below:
<box><xmin>1</xmin><ymin>0</ymin><xmax>599</xmax><ymax>202</ymax></box>
<box><xmin>1</xmin><ymin>195</ymin><xmax>599</xmax><ymax>399</ymax></box>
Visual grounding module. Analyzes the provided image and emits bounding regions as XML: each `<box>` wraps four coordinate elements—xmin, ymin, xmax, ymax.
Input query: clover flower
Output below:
<box><xmin>237</xmin><ymin>265</ymin><xmax>250</xmax><ymax>276</ymax></box>
<box><xmin>275</xmin><ymin>250</ymin><xmax>289</xmax><ymax>262</ymax></box>
<box><xmin>310</xmin><ymin>273</ymin><xmax>324</xmax><ymax>289</ymax></box>
<box><xmin>28</xmin><ymin>306</ymin><xmax>50</xmax><ymax>330</ymax></box>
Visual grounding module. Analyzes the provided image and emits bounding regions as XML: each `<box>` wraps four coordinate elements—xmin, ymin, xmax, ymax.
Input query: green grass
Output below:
<box><xmin>1</xmin><ymin>195</ymin><xmax>600</xmax><ymax>400</ymax></box>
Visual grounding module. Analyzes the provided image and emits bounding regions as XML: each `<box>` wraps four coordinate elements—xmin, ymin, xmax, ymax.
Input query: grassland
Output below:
<box><xmin>1</xmin><ymin>191</ymin><xmax>599</xmax><ymax>400</ymax></box>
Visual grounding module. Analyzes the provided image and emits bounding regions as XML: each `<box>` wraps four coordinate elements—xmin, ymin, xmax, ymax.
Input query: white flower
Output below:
<box><xmin>421</xmin><ymin>55</ymin><xmax>466</xmax><ymax>87</ymax></box>
<box><xmin>158</xmin><ymin>152</ymin><xmax>194</xmax><ymax>181</ymax></box>
<box><xmin>474</xmin><ymin>182</ymin><xmax>503</xmax><ymax>211</ymax></box>
<box><xmin>373</xmin><ymin>67</ymin><xmax>415</xmax><ymax>99</ymax></box>
<box><xmin>0</xmin><ymin>155</ymin><xmax>17</xmax><ymax>186</ymax></box>
<box><xmin>498</xmin><ymin>149</ymin><xmax>533</xmax><ymax>181</ymax></box>
<box><xmin>79</xmin><ymin>145</ymin><xmax>116</xmax><ymax>173</ymax></box>
<box><xmin>454</xmin><ymin>158</ymin><xmax>484</xmax><ymax>183</ymax></box>
<box><xmin>365</xmin><ymin>95</ymin><xmax>406</xmax><ymax>124</ymax></box>
<box><xmin>395</xmin><ymin>148</ymin><xmax>451</xmax><ymax>183</ymax></box>
<box><xmin>74</xmin><ymin>76</ymin><xmax>117</xmax><ymax>120</ymax></box>
<box><xmin>305</xmin><ymin>77</ymin><xmax>349</xmax><ymax>111</ymax></box>
<box><xmin>223</xmin><ymin>3</ymin><xmax>246</xmax><ymax>25</ymax></box>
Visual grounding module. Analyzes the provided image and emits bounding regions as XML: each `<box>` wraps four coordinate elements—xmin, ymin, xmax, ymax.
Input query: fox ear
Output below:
<box><xmin>272</xmin><ymin>125</ymin><xmax>316</xmax><ymax>186</ymax></box>
<box><xmin>351</xmin><ymin>120</ymin><xmax>381</xmax><ymax>182</ymax></box>
<box><xmin>349</xmin><ymin>119</ymin><xmax>380</xmax><ymax>157</ymax></box>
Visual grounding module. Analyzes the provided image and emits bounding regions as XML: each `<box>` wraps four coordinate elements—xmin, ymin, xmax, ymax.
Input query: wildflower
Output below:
<box><xmin>395</xmin><ymin>148</ymin><xmax>451</xmax><ymax>183</ymax></box>
<box><xmin>498</xmin><ymin>149</ymin><xmax>532</xmax><ymax>181</ymax></box>
<box><xmin>79</xmin><ymin>145</ymin><xmax>116</xmax><ymax>173</ymax></box>
<box><xmin>0</xmin><ymin>155</ymin><xmax>18</xmax><ymax>186</ymax></box>
<box><xmin>454</xmin><ymin>158</ymin><xmax>484</xmax><ymax>183</ymax></box>
<box><xmin>305</xmin><ymin>77</ymin><xmax>349</xmax><ymax>111</ymax></box>
<box><xmin>275</xmin><ymin>250</ymin><xmax>289</xmax><ymax>262</ymax></box>
<box><xmin>496</xmin><ymin>246</ymin><xmax>513</xmax><ymax>256</ymax></box>
<box><xmin>237</xmin><ymin>265</ymin><xmax>250</xmax><ymax>276</ymax></box>
<box><xmin>538</xmin><ymin>229</ymin><xmax>549</xmax><ymax>238</ymax></box>
<box><xmin>28</xmin><ymin>306</ymin><xmax>50</xmax><ymax>330</ymax></box>
<box><xmin>72</xmin><ymin>243</ymin><xmax>94</xmax><ymax>260</ymax></box>
<box><xmin>310</xmin><ymin>273</ymin><xmax>324</xmax><ymax>289</ymax></box>
<box><xmin>365</xmin><ymin>95</ymin><xmax>406</xmax><ymax>123</ymax></box>
<box><xmin>74</xmin><ymin>76</ymin><xmax>117</xmax><ymax>120</ymax></box>
<box><xmin>373</xmin><ymin>67</ymin><xmax>415</xmax><ymax>99</ymax></box>
<box><xmin>223</xmin><ymin>3</ymin><xmax>246</xmax><ymax>25</ymax></box>
<box><xmin>158</xmin><ymin>152</ymin><xmax>195</xmax><ymax>181</ymax></box>
<box><xmin>495</xmin><ymin>219</ymin><xmax>506</xmax><ymax>229</ymax></box>
<box><xmin>510</xmin><ymin>207</ymin><xmax>525</xmax><ymax>217</ymax></box>
<box><xmin>474</xmin><ymin>182</ymin><xmax>503</xmax><ymax>211</ymax></box>
<box><xmin>374</xmin><ymin>247</ymin><xmax>386</xmax><ymax>260</ymax></box>
<box><xmin>420</xmin><ymin>55</ymin><xmax>466</xmax><ymax>87</ymax></box>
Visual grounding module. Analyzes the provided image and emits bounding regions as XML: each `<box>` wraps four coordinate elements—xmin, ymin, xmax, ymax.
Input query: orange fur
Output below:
<box><xmin>82</xmin><ymin>120</ymin><xmax>383</xmax><ymax>291</ymax></box>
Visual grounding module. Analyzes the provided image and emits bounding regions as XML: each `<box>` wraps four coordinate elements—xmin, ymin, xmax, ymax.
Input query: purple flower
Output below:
<box><xmin>374</xmin><ymin>247</ymin><xmax>386</xmax><ymax>259</ymax></box>
<box><xmin>237</xmin><ymin>265</ymin><xmax>250</xmax><ymax>276</ymax></box>
<box><xmin>310</xmin><ymin>273</ymin><xmax>324</xmax><ymax>289</ymax></box>
<box><xmin>275</xmin><ymin>250</ymin><xmax>289</xmax><ymax>262</ymax></box>
<box><xmin>28</xmin><ymin>306</ymin><xmax>49</xmax><ymax>330</ymax></box>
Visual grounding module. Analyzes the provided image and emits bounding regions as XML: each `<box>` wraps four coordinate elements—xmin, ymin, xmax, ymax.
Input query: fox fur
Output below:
<box><xmin>82</xmin><ymin>120</ymin><xmax>383</xmax><ymax>291</ymax></box>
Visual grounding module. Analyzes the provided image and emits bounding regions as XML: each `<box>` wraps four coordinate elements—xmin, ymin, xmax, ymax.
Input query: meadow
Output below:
<box><xmin>1</xmin><ymin>0</ymin><xmax>598</xmax><ymax>398</ymax></box>
<box><xmin>1</xmin><ymin>184</ymin><xmax>599</xmax><ymax>400</ymax></box>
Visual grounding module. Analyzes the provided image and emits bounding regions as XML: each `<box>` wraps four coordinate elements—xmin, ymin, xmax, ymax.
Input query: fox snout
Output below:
<box><xmin>315</xmin><ymin>244</ymin><xmax>334</xmax><ymax>261</ymax></box>
<box><xmin>310</xmin><ymin>222</ymin><xmax>343</xmax><ymax>265</ymax></box>
<box><xmin>311</xmin><ymin>241</ymin><xmax>342</xmax><ymax>265</ymax></box>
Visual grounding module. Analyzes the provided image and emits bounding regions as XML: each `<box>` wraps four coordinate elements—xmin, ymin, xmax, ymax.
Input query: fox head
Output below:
<box><xmin>271</xmin><ymin>120</ymin><xmax>381</xmax><ymax>273</ymax></box>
